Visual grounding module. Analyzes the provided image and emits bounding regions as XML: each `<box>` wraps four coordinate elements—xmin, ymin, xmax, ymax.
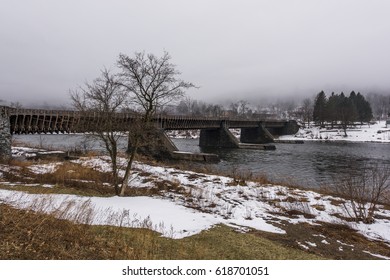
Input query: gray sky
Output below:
<box><xmin>1</xmin><ymin>0</ymin><xmax>390</xmax><ymax>107</ymax></box>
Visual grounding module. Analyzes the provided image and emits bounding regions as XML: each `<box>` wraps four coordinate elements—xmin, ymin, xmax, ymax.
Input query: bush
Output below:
<box><xmin>330</xmin><ymin>164</ymin><xmax>390</xmax><ymax>224</ymax></box>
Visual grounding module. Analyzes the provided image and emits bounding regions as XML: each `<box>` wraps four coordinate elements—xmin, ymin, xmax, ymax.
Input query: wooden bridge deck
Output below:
<box><xmin>8</xmin><ymin>108</ymin><xmax>289</xmax><ymax>134</ymax></box>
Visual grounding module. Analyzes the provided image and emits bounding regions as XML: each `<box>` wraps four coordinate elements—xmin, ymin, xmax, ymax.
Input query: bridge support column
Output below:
<box><xmin>240</xmin><ymin>124</ymin><xmax>274</xmax><ymax>144</ymax></box>
<box><xmin>137</xmin><ymin>129</ymin><xmax>220</xmax><ymax>162</ymax></box>
<box><xmin>134</xmin><ymin>128</ymin><xmax>179</xmax><ymax>159</ymax></box>
<box><xmin>0</xmin><ymin>107</ymin><xmax>12</xmax><ymax>162</ymax></box>
<box><xmin>199</xmin><ymin>125</ymin><xmax>240</xmax><ymax>148</ymax></box>
<box><xmin>282</xmin><ymin>120</ymin><xmax>300</xmax><ymax>135</ymax></box>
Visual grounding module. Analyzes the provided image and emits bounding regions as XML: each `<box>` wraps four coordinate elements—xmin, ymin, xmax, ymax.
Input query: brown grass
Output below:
<box><xmin>3</xmin><ymin>160</ymin><xmax>115</xmax><ymax>196</ymax></box>
<box><xmin>0</xmin><ymin>204</ymin><xmax>321</xmax><ymax>260</ymax></box>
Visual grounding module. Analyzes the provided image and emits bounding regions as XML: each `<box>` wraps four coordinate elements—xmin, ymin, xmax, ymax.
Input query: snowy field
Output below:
<box><xmin>279</xmin><ymin>121</ymin><xmax>390</xmax><ymax>143</ymax></box>
<box><xmin>1</xmin><ymin>149</ymin><xmax>390</xmax><ymax>259</ymax></box>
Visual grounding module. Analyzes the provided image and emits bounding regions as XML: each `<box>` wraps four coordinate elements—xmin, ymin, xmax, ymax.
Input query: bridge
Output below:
<box><xmin>0</xmin><ymin>106</ymin><xmax>299</xmax><ymax>160</ymax></box>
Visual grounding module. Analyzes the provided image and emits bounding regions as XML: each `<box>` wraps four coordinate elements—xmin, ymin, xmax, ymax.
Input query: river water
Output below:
<box><xmin>13</xmin><ymin>134</ymin><xmax>390</xmax><ymax>188</ymax></box>
<box><xmin>173</xmin><ymin>138</ymin><xmax>390</xmax><ymax>188</ymax></box>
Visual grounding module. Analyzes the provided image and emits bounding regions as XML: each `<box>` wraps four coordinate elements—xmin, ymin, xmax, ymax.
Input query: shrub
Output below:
<box><xmin>330</xmin><ymin>164</ymin><xmax>390</xmax><ymax>224</ymax></box>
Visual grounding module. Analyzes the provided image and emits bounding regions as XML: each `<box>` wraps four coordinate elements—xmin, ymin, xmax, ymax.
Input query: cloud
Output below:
<box><xmin>1</xmin><ymin>0</ymin><xmax>389</xmax><ymax>106</ymax></box>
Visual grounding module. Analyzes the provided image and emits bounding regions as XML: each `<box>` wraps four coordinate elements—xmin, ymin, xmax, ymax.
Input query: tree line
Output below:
<box><xmin>312</xmin><ymin>91</ymin><xmax>373</xmax><ymax>135</ymax></box>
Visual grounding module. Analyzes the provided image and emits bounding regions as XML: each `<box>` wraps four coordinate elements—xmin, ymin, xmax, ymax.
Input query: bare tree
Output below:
<box><xmin>229</xmin><ymin>102</ymin><xmax>239</xmax><ymax>117</ymax></box>
<box><xmin>117</xmin><ymin>51</ymin><xmax>195</xmax><ymax>122</ymax></box>
<box><xmin>10</xmin><ymin>101</ymin><xmax>23</xmax><ymax>110</ymax></box>
<box><xmin>301</xmin><ymin>98</ymin><xmax>313</xmax><ymax>127</ymax></box>
<box><xmin>70</xmin><ymin>69</ymin><xmax>130</xmax><ymax>196</ymax></box>
<box><xmin>184</xmin><ymin>96</ymin><xmax>196</xmax><ymax>116</ymax></box>
<box><xmin>71</xmin><ymin>52</ymin><xmax>194</xmax><ymax>196</ymax></box>
<box><xmin>207</xmin><ymin>104</ymin><xmax>223</xmax><ymax>118</ymax></box>
<box><xmin>238</xmin><ymin>100</ymin><xmax>249</xmax><ymax>119</ymax></box>
<box><xmin>117</xmin><ymin>51</ymin><xmax>195</xmax><ymax>172</ymax></box>
<box><xmin>330</xmin><ymin>164</ymin><xmax>390</xmax><ymax>224</ymax></box>
<box><xmin>176</xmin><ymin>96</ymin><xmax>198</xmax><ymax>116</ymax></box>
<box><xmin>367</xmin><ymin>93</ymin><xmax>390</xmax><ymax>120</ymax></box>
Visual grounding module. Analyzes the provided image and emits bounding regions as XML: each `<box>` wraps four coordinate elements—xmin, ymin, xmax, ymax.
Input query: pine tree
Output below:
<box><xmin>354</xmin><ymin>92</ymin><xmax>373</xmax><ymax>124</ymax></box>
<box><xmin>326</xmin><ymin>92</ymin><xmax>339</xmax><ymax>128</ymax></box>
<box><xmin>313</xmin><ymin>91</ymin><xmax>327</xmax><ymax>126</ymax></box>
<box><xmin>337</xmin><ymin>92</ymin><xmax>357</xmax><ymax>136</ymax></box>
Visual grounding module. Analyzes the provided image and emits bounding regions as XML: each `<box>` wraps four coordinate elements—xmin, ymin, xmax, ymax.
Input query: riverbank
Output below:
<box><xmin>1</xmin><ymin>146</ymin><xmax>390</xmax><ymax>259</ymax></box>
<box><xmin>278</xmin><ymin>121</ymin><xmax>390</xmax><ymax>143</ymax></box>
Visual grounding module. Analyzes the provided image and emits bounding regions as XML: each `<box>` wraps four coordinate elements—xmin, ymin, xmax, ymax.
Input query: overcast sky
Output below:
<box><xmin>1</xmin><ymin>0</ymin><xmax>390</xmax><ymax>107</ymax></box>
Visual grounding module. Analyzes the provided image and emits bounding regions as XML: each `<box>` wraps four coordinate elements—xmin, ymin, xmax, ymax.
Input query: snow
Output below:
<box><xmin>166</xmin><ymin>130</ymin><xmax>200</xmax><ymax>139</ymax></box>
<box><xmin>279</xmin><ymin>121</ymin><xmax>390</xmax><ymax>143</ymax></box>
<box><xmin>28</xmin><ymin>163</ymin><xmax>62</xmax><ymax>174</ymax></box>
<box><xmin>363</xmin><ymin>251</ymin><xmax>390</xmax><ymax>260</ymax></box>
<box><xmin>337</xmin><ymin>240</ymin><xmax>354</xmax><ymax>247</ymax></box>
<box><xmin>1</xmin><ymin>152</ymin><xmax>390</xmax><ymax>245</ymax></box>
<box><xmin>297</xmin><ymin>242</ymin><xmax>310</xmax><ymax>250</ymax></box>
<box><xmin>306</xmin><ymin>241</ymin><xmax>317</xmax><ymax>247</ymax></box>
<box><xmin>11</xmin><ymin>146</ymin><xmax>65</xmax><ymax>158</ymax></box>
<box><xmin>0</xmin><ymin>182</ymin><xmax>54</xmax><ymax>188</ymax></box>
<box><xmin>0</xmin><ymin>189</ymin><xmax>220</xmax><ymax>238</ymax></box>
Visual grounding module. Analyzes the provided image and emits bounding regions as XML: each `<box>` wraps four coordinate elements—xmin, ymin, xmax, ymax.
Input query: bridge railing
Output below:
<box><xmin>7</xmin><ymin>107</ymin><xmax>291</xmax><ymax>133</ymax></box>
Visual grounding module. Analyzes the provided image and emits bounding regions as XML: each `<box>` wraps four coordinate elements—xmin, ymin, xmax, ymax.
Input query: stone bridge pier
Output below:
<box><xmin>0</xmin><ymin>106</ymin><xmax>12</xmax><ymax>161</ymax></box>
<box><xmin>199</xmin><ymin>121</ymin><xmax>275</xmax><ymax>148</ymax></box>
<box><xmin>240</xmin><ymin>124</ymin><xmax>275</xmax><ymax>144</ymax></box>
<box><xmin>199</xmin><ymin>122</ymin><xmax>240</xmax><ymax>148</ymax></box>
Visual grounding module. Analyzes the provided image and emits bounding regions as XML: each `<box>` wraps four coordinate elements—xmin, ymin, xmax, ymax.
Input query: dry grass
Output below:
<box><xmin>36</xmin><ymin>162</ymin><xmax>113</xmax><ymax>195</ymax></box>
<box><xmin>0</xmin><ymin>204</ymin><xmax>128</xmax><ymax>259</ymax></box>
<box><xmin>2</xmin><ymin>160</ymin><xmax>114</xmax><ymax>196</ymax></box>
<box><xmin>0</xmin><ymin>204</ymin><xmax>322</xmax><ymax>260</ymax></box>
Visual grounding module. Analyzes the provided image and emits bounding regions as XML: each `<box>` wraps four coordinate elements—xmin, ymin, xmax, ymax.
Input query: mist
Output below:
<box><xmin>1</xmin><ymin>0</ymin><xmax>390</xmax><ymax>108</ymax></box>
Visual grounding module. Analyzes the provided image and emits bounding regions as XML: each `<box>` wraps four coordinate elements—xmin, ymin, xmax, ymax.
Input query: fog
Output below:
<box><xmin>1</xmin><ymin>0</ymin><xmax>390</xmax><ymax>107</ymax></box>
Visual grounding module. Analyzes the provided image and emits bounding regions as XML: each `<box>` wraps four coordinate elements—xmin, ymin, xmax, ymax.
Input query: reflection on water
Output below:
<box><xmin>13</xmin><ymin>134</ymin><xmax>390</xmax><ymax>188</ymax></box>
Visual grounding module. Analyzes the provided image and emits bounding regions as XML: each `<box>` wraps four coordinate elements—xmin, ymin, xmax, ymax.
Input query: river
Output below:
<box><xmin>174</xmin><ymin>138</ymin><xmax>390</xmax><ymax>188</ymax></box>
<box><xmin>12</xmin><ymin>134</ymin><xmax>390</xmax><ymax>188</ymax></box>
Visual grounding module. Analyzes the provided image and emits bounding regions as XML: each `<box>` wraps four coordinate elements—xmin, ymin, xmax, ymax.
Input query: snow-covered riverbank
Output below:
<box><xmin>279</xmin><ymin>121</ymin><xmax>390</xmax><ymax>143</ymax></box>
<box><xmin>1</xmin><ymin>149</ymin><xmax>390</xmax><ymax>258</ymax></box>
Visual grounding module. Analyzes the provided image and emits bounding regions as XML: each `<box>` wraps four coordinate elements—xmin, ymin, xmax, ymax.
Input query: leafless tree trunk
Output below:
<box><xmin>238</xmin><ymin>100</ymin><xmax>249</xmax><ymax>119</ymax></box>
<box><xmin>71</xmin><ymin>51</ymin><xmax>195</xmax><ymax>196</ymax></box>
<box><xmin>302</xmin><ymin>98</ymin><xmax>313</xmax><ymax>127</ymax></box>
<box><xmin>117</xmin><ymin>51</ymin><xmax>196</xmax><ymax>162</ymax></box>
<box><xmin>70</xmin><ymin>69</ymin><xmax>130</xmax><ymax>196</ymax></box>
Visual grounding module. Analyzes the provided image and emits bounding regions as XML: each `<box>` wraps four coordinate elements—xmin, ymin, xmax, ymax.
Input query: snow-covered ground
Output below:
<box><xmin>1</xmin><ymin>151</ymin><xmax>390</xmax><ymax>254</ymax></box>
<box><xmin>279</xmin><ymin>121</ymin><xmax>390</xmax><ymax>143</ymax></box>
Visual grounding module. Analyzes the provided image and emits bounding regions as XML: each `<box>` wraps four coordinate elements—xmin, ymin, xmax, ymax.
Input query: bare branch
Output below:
<box><xmin>329</xmin><ymin>163</ymin><xmax>390</xmax><ymax>224</ymax></box>
<box><xmin>117</xmin><ymin>51</ymin><xmax>196</xmax><ymax>120</ymax></box>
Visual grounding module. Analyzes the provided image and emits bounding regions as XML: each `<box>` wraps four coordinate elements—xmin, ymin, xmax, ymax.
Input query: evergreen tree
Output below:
<box><xmin>354</xmin><ymin>92</ymin><xmax>373</xmax><ymax>124</ymax></box>
<box><xmin>337</xmin><ymin>92</ymin><xmax>357</xmax><ymax>136</ymax></box>
<box><xmin>326</xmin><ymin>92</ymin><xmax>339</xmax><ymax>128</ymax></box>
<box><xmin>313</xmin><ymin>91</ymin><xmax>327</xmax><ymax>126</ymax></box>
<box><xmin>312</xmin><ymin>90</ymin><xmax>373</xmax><ymax>130</ymax></box>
